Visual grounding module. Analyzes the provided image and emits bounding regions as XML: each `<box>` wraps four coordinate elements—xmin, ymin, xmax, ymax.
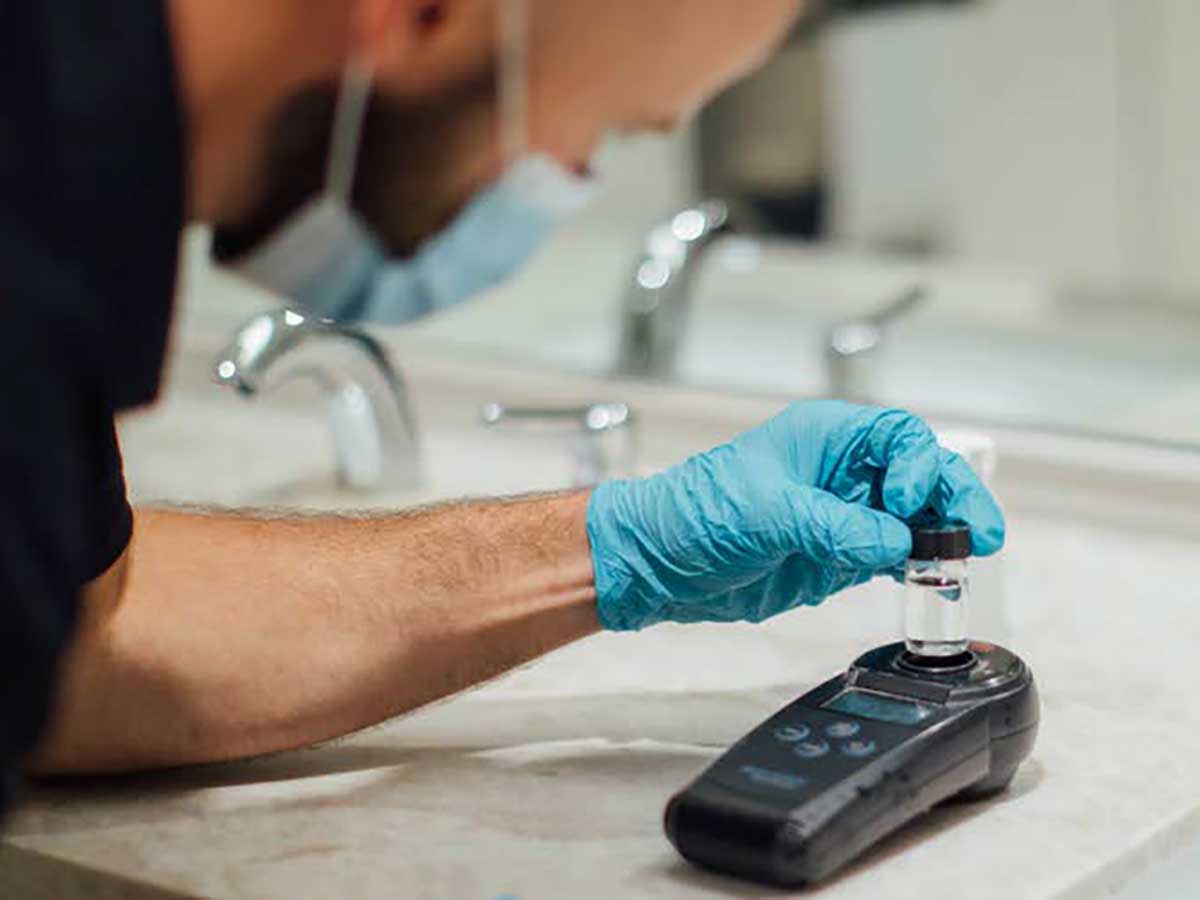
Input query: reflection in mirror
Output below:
<box><xmin>403</xmin><ymin>0</ymin><xmax>1200</xmax><ymax>450</ymax></box>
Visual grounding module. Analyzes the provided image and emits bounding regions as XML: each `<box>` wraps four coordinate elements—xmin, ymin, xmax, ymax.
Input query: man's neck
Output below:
<box><xmin>167</xmin><ymin>0</ymin><xmax>350</xmax><ymax>225</ymax></box>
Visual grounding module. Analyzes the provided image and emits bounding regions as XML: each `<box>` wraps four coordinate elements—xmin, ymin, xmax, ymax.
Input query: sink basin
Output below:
<box><xmin>120</xmin><ymin>389</ymin><xmax>582</xmax><ymax>512</ymax></box>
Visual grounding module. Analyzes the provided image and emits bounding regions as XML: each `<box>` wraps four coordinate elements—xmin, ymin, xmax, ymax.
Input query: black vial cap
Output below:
<box><xmin>909</xmin><ymin>519</ymin><xmax>972</xmax><ymax>561</ymax></box>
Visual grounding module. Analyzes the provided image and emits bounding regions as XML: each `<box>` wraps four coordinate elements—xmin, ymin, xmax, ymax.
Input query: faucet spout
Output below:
<box><xmin>214</xmin><ymin>309</ymin><xmax>421</xmax><ymax>491</ymax></box>
<box><xmin>615</xmin><ymin>200</ymin><xmax>732</xmax><ymax>378</ymax></box>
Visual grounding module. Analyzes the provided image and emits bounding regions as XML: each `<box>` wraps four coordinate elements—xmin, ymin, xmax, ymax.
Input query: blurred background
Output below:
<box><xmin>188</xmin><ymin>0</ymin><xmax>1200</xmax><ymax>449</ymax></box>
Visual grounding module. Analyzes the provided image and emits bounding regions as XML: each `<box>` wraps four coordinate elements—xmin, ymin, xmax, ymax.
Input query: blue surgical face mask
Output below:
<box><xmin>226</xmin><ymin>55</ymin><xmax>597</xmax><ymax>324</ymax></box>
<box><xmin>239</xmin><ymin>153</ymin><xmax>595</xmax><ymax>324</ymax></box>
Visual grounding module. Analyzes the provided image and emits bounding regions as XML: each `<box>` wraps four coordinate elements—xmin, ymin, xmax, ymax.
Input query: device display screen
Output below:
<box><xmin>823</xmin><ymin>689</ymin><xmax>937</xmax><ymax>726</ymax></box>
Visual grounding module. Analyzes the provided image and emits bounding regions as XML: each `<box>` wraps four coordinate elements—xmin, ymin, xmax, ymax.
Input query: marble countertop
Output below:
<box><xmin>5</xmin><ymin>505</ymin><xmax>1200</xmax><ymax>899</ymax></box>
<box><xmin>3</xmin><ymin>284</ymin><xmax>1200</xmax><ymax>898</ymax></box>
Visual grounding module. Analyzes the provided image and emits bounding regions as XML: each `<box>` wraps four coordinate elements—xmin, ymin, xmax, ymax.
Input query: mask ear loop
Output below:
<box><xmin>325</xmin><ymin>58</ymin><xmax>374</xmax><ymax>203</ymax></box>
<box><xmin>497</xmin><ymin>0</ymin><xmax>529</xmax><ymax>167</ymax></box>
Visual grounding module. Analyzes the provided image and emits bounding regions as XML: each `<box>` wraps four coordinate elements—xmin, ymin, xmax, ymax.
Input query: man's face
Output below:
<box><xmin>214</xmin><ymin>0</ymin><xmax>802</xmax><ymax>262</ymax></box>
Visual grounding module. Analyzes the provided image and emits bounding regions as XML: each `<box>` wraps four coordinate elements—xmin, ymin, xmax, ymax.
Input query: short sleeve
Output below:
<box><xmin>85</xmin><ymin>416</ymin><xmax>134</xmax><ymax>583</ymax></box>
<box><xmin>0</xmin><ymin>227</ymin><xmax>131</xmax><ymax>789</ymax></box>
<box><xmin>1</xmin><ymin>0</ymin><xmax>182</xmax><ymax>821</ymax></box>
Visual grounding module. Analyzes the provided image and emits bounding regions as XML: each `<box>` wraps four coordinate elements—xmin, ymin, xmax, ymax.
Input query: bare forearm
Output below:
<box><xmin>33</xmin><ymin>494</ymin><xmax>598</xmax><ymax>774</ymax></box>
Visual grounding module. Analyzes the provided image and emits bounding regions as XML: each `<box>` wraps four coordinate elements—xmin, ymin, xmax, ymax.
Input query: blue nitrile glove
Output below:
<box><xmin>586</xmin><ymin>401</ymin><xmax>1005</xmax><ymax>631</ymax></box>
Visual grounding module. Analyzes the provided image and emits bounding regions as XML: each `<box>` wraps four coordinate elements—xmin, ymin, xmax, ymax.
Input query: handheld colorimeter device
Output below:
<box><xmin>664</xmin><ymin>641</ymin><xmax>1038</xmax><ymax>886</ymax></box>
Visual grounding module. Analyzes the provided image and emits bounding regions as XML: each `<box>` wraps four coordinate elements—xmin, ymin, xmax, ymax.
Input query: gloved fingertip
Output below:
<box><xmin>877</xmin><ymin>513</ymin><xmax>914</xmax><ymax>565</ymax></box>
<box><xmin>972</xmin><ymin>517</ymin><xmax>1006</xmax><ymax>557</ymax></box>
<box><xmin>930</xmin><ymin>450</ymin><xmax>1007</xmax><ymax>558</ymax></box>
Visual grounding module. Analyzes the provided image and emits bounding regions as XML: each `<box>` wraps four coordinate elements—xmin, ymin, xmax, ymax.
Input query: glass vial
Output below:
<box><xmin>904</xmin><ymin>521</ymin><xmax>972</xmax><ymax>658</ymax></box>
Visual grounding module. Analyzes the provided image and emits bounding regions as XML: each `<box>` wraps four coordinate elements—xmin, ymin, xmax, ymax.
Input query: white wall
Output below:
<box><xmin>945</xmin><ymin>0</ymin><xmax>1125</xmax><ymax>286</ymax></box>
<box><xmin>1158</xmin><ymin>0</ymin><xmax>1200</xmax><ymax>297</ymax></box>
<box><xmin>822</xmin><ymin>0</ymin><xmax>1200</xmax><ymax>301</ymax></box>
<box><xmin>820</xmin><ymin>7</ymin><xmax>976</xmax><ymax>253</ymax></box>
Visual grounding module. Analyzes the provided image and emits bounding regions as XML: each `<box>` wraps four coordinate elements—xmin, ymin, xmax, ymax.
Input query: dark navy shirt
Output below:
<box><xmin>0</xmin><ymin>0</ymin><xmax>184</xmax><ymax>815</ymax></box>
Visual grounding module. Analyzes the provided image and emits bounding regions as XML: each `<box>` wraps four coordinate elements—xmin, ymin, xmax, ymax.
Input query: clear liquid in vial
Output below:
<box><xmin>904</xmin><ymin>572</ymin><xmax>968</xmax><ymax>657</ymax></box>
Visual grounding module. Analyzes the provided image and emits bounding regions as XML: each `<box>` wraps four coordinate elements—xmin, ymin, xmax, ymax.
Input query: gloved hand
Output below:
<box><xmin>586</xmin><ymin>401</ymin><xmax>1005</xmax><ymax>631</ymax></box>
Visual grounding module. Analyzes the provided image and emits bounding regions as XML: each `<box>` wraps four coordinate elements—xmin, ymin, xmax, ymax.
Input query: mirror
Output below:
<box><xmin>397</xmin><ymin>0</ymin><xmax>1200</xmax><ymax>448</ymax></box>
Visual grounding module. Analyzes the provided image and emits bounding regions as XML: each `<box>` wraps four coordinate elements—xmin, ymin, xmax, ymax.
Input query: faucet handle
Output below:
<box><xmin>480</xmin><ymin>402</ymin><xmax>632</xmax><ymax>432</ymax></box>
<box><xmin>480</xmin><ymin>402</ymin><xmax>637</xmax><ymax>487</ymax></box>
<box><xmin>827</xmin><ymin>285</ymin><xmax>929</xmax><ymax>356</ymax></box>
<box><xmin>864</xmin><ymin>284</ymin><xmax>928</xmax><ymax>329</ymax></box>
<box><xmin>826</xmin><ymin>285</ymin><xmax>929</xmax><ymax>402</ymax></box>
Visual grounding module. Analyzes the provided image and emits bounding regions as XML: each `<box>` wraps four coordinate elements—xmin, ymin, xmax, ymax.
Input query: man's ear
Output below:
<box><xmin>352</xmin><ymin>0</ymin><xmax>457</xmax><ymax>73</ymax></box>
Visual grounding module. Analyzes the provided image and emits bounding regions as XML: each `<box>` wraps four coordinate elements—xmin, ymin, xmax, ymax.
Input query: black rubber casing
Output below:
<box><xmin>664</xmin><ymin>641</ymin><xmax>1039</xmax><ymax>887</ymax></box>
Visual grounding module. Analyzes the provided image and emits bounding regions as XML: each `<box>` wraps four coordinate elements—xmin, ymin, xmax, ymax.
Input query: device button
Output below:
<box><xmin>793</xmin><ymin>739</ymin><xmax>831</xmax><ymax>760</ymax></box>
<box><xmin>840</xmin><ymin>739</ymin><xmax>878</xmax><ymax>758</ymax></box>
<box><xmin>737</xmin><ymin>765</ymin><xmax>807</xmax><ymax>792</ymax></box>
<box><xmin>772</xmin><ymin>724</ymin><xmax>811</xmax><ymax>743</ymax></box>
<box><xmin>824</xmin><ymin>720</ymin><xmax>861</xmax><ymax>739</ymax></box>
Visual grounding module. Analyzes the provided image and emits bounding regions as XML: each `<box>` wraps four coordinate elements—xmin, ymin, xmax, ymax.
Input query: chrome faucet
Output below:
<box><xmin>479</xmin><ymin>402</ymin><xmax>636</xmax><ymax>487</ymax></box>
<box><xmin>825</xmin><ymin>285</ymin><xmax>928</xmax><ymax>402</ymax></box>
<box><xmin>615</xmin><ymin>200</ymin><xmax>732</xmax><ymax>378</ymax></box>
<box><xmin>213</xmin><ymin>309</ymin><xmax>421</xmax><ymax>491</ymax></box>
